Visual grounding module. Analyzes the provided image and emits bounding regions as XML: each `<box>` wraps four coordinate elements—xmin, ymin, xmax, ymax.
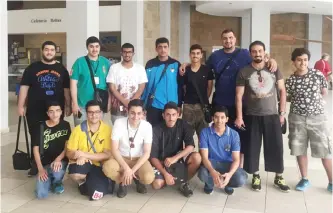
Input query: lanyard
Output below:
<box><xmin>93</xmin><ymin>60</ymin><xmax>100</xmax><ymax>75</ymax></box>
<box><xmin>86</xmin><ymin>132</ymin><xmax>99</xmax><ymax>152</ymax></box>
<box><xmin>127</xmin><ymin>119</ymin><xmax>140</xmax><ymax>159</ymax></box>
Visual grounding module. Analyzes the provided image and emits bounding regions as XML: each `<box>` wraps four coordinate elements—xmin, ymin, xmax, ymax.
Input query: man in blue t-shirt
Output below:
<box><xmin>141</xmin><ymin>37</ymin><xmax>182</xmax><ymax>126</ymax></box>
<box><xmin>180</xmin><ymin>29</ymin><xmax>277</xmax><ymax>166</ymax></box>
<box><xmin>198</xmin><ymin>106</ymin><xmax>247</xmax><ymax>195</ymax></box>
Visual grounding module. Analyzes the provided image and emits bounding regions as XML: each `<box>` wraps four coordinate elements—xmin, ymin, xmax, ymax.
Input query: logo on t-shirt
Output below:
<box><xmin>248</xmin><ymin>71</ymin><xmax>275</xmax><ymax>99</ymax></box>
<box><xmin>36</xmin><ymin>70</ymin><xmax>60</xmax><ymax>96</ymax></box>
<box><xmin>43</xmin><ymin>128</ymin><xmax>69</xmax><ymax>149</ymax></box>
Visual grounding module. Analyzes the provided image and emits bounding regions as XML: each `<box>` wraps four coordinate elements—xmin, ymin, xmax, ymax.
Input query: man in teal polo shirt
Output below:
<box><xmin>70</xmin><ymin>36</ymin><xmax>111</xmax><ymax>126</ymax></box>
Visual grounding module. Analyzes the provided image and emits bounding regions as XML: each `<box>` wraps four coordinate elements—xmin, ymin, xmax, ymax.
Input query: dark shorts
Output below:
<box><xmin>153</xmin><ymin>152</ymin><xmax>194</xmax><ymax>180</ymax></box>
<box><xmin>69</xmin><ymin>163</ymin><xmax>110</xmax><ymax>200</ymax></box>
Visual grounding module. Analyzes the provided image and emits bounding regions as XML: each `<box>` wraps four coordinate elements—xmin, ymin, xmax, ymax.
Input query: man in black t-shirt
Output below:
<box><xmin>179</xmin><ymin>44</ymin><xmax>214</xmax><ymax>139</ymax></box>
<box><xmin>18</xmin><ymin>41</ymin><xmax>71</xmax><ymax>176</ymax></box>
<box><xmin>32</xmin><ymin>101</ymin><xmax>71</xmax><ymax>199</ymax></box>
<box><xmin>150</xmin><ymin>102</ymin><xmax>202</xmax><ymax>198</ymax></box>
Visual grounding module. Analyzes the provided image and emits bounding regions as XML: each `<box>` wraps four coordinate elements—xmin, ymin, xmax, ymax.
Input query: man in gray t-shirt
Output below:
<box><xmin>236</xmin><ymin>66</ymin><xmax>283</xmax><ymax>116</ymax></box>
<box><xmin>235</xmin><ymin>40</ymin><xmax>290</xmax><ymax>193</ymax></box>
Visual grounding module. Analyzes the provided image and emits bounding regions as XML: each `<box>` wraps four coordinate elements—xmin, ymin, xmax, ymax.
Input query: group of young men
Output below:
<box><xmin>17</xmin><ymin>28</ymin><xmax>332</xmax><ymax>201</ymax></box>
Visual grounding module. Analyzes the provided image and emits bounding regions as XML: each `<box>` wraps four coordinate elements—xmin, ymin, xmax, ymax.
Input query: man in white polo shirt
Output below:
<box><xmin>102</xmin><ymin>99</ymin><xmax>154</xmax><ymax>198</ymax></box>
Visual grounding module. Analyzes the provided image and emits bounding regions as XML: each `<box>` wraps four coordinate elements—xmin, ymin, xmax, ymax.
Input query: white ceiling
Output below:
<box><xmin>195</xmin><ymin>0</ymin><xmax>333</xmax><ymax>17</ymax></box>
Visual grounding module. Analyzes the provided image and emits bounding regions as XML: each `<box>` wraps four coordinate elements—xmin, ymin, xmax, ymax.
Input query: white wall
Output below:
<box><xmin>0</xmin><ymin>0</ymin><xmax>9</xmax><ymax>132</ymax></box>
<box><xmin>7</xmin><ymin>6</ymin><xmax>121</xmax><ymax>34</ymax></box>
<box><xmin>121</xmin><ymin>1</ymin><xmax>144</xmax><ymax>65</ymax></box>
<box><xmin>307</xmin><ymin>14</ymin><xmax>323</xmax><ymax>67</ymax></box>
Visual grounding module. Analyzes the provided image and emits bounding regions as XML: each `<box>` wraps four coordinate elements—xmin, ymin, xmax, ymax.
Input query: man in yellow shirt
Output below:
<box><xmin>66</xmin><ymin>100</ymin><xmax>112</xmax><ymax>200</ymax></box>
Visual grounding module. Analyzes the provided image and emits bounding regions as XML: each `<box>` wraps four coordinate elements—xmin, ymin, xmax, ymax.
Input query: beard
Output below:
<box><xmin>223</xmin><ymin>45</ymin><xmax>233</xmax><ymax>50</ymax></box>
<box><xmin>42</xmin><ymin>54</ymin><xmax>56</xmax><ymax>62</ymax></box>
<box><xmin>253</xmin><ymin>58</ymin><xmax>262</xmax><ymax>63</ymax></box>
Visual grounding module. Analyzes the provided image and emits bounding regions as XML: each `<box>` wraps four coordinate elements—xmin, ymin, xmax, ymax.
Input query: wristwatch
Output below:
<box><xmin>279</xmin><ymin>111</ymin><xmax>286</xmax><ymax>116</ymax></box>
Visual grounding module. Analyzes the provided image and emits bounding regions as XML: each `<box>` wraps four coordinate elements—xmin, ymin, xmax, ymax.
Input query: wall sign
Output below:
<box><xmin>30</xmin><ymin>19</ymin><xmax>62</xmax><ymax>23</ymax></box>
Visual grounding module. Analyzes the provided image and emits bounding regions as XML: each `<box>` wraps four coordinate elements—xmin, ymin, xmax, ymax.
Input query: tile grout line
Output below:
<box><xmin>177</xmin><ymin>197</ymin><xmax>189</xmax><ymax>213</ymax></box>
<box><xmin>264</xmin><ymin>171</ymin><xmax>268</xmax><ymax>213</ymax></box>
<box><xmin>295</xmin><ymin>157</ymin><xmax>309</xmax><ymax>213</ymax></box>
<box><xmin>136</xmin><ymin>189</ymin><xmax>157</xmax><ymax>213</ymax></box>
<box><xmin>221</xmin><ymin>194</ymin><xmax>229</xmax><ymax>213</ymax></box>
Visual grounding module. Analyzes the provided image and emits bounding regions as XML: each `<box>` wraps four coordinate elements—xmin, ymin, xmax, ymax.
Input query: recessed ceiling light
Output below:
<box><xmin>229</xmin><ymin>2</ymin><xmax>232</xmax><ymax>4</ymax></box>
<box><xmin>312</xmin><ymin>6</ymin><xmax>316</xmax><ymax>8</ymax></box>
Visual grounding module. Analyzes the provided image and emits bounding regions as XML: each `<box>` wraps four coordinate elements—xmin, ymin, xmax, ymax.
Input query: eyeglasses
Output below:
<box><xmin>122</xmin><ymin>51</ymin><xmax>133</xmax><ymax>55</ymax></box>
<box><xmin>129</xmin><ymin>137</ymin><xmax>135</xmax><ymax>148</ymax></box>
<box><xmin>87</xmin><ymin>110</ymin><xmax>102</xmax><ymax>116</ymax></box>
<box><xmin>257</xmin><ymin>70</ymin><xmax>263</xmax><ymax>83</ymax></box>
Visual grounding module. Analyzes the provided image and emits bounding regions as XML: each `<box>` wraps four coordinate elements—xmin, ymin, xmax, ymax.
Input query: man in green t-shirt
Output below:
<box><xmin>70</xmin><ymin>36</ymin><xmax>111</xmax><ymax>126</ymax></box>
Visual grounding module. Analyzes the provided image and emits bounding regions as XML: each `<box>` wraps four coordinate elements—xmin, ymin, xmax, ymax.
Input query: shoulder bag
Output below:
<box><xmin>12</xmin><ymin>116</ymin><xmax>31</xmax><ymax>170</ymax></box>
<box><xmin>85</xmin><ymin>56</ymin><xmax>109</xmax><ymax>113</ymax></box>
<box><xmin>145</xmin><ymin>63</ymin><xmax>168</xmax><ymax>109</ymax></box>
<box><xmin>212</xmin><ymin>48</ymin><xmax>241</xmax><ymax>105</ymax></box>
<box><xmin>191</xmin><ymin>73</ymin><xmax>212</xmax><ymax>123</ymax></box>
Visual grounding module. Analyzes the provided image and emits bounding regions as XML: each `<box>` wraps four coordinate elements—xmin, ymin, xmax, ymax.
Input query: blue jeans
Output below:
<box><xmin>198</xmin><ymin>160</ymin><xmax>248</xmax><ymax>190</ymax></box>
<box><xmin>35</xmin><ymin>161</ymin><xmax>68</xmax><ymax>199</ymax></box>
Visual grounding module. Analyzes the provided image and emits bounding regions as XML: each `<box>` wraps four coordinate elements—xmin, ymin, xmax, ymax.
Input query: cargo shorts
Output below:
<box><xmin>288</xmin><ymin>113</ymin><xmax>332</xmax><ymax>158</ymax></box>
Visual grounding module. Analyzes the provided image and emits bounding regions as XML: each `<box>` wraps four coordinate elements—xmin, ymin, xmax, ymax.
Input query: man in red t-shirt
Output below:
<box><xmin>314</xmin><ymin>53</ymin><xmax>332</xmax><ymax>90</ymax></box>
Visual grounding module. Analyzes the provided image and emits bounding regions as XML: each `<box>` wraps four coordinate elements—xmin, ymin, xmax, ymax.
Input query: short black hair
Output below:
<box><xmin>155</xmin><ymin>37</ymin><xmax>169</xmax><ymax>48</ymax></box>
<box><xmin>212</xmin><ymin>106</ymin><xmax>229</xmax><ymax>117</ymax></box>
<box><xmin>42</xmin><ymin>41</ymin><xmax>56</xmax><ymax>50</ymax></box>
<box><xmin>46</xmin><ymin>101</ymin><xmax>61</xmax><ymax>111</ymax></box>
<box><xmin>291</xmin><ymin>48</ymin><xmax>311</xmax><ymax>61</ymax></box>
<box><xmin>249</xmin><ymin>40</ymin><xmax>266</xmax><ymax>52</ymax></box>
<box><xmin>86</xmin><ymin>36</ymin><xmax>101</xmax><ymax>48</ymax></box>
<box><xmin>121</xmin><ymin>43</ymin><xmax>135</xmax><ymax>53</ymax></box>
<box><xmin>128</xmin><ymin>99</ymin><xmax>144</xmax><ymax>111</ymax></box>
<box><xmin>163</xmin><ymin>101</ymin><xmax>178</xmax><ymax>112</ymax></box>
<box><xmin>85</xmin><ymin>100</ymin><xmax>101</xmax><ymax>112</ymax></box>
<box><xmin>190</xmin><ymin>44</ymin><xmax>202</xmax><ymax>53</ymax></box>
<box><xmin>221</xmin><ymin>28</ymin><xmax>236</xmax><ymax>37</ymax></box>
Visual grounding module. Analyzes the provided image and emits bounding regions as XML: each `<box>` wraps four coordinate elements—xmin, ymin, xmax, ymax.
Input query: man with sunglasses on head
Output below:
<box><xmin>103</xmin><ymin>99</ymin><xmax>155</xmax><ymax>198</ymax></box>
<box><xmin>66</xmin><ymin>100</ymin><xmax>112</xmax><ymax>201</ymax></box>
<box><xmin>235</xmin><ymin>41</ymin><xmax>290</xmax><ymax>193</ymax></box>
<box><xmin>106</xmin><ymin>43</ymin><xmax>147</xmax><ymax>124</ymax></box>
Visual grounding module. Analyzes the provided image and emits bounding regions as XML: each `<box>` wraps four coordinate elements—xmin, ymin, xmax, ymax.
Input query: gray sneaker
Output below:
<box><xmin>134</xmin><ymin>179</ymin><xmax>147</xmax><ymax>194</ymax></box>
<box><xmin>117</xmin><ymin>184</ymin><xmax>127</xmax><ymax>198</ymax></box>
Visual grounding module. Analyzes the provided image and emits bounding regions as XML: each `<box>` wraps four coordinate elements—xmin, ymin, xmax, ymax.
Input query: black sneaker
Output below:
<box><xmin>134</xmin><ymin>179</ymin><xmax>147</xmax><ymax>194</ymax></box>
<box><xmin>274</xmin><ymin>176</ymin><xmax>290</xmax><ymax>193</ymax></box>
<box><xmin>224</xmin><ymin>186</ymin><xmax>234</xmax><ymax>195</ymax></box>
<box><xmin>252</xmin><ymin>174</ymin><xmax>261</xmax><ymax>192</ymax></box>
<box><xmin>117</xmin><ymin>184</ymin><xmax>128</xmax><ymax>198</ymax></box>
<box><xmin>27</xmin><ymin>163</ymin><xmax>38</xmax><ymax>177</ymax></box>
<box><xmin>179</xmin><ymin>182</ymin><xmax>193</xmax><ymax>198</ymax></box>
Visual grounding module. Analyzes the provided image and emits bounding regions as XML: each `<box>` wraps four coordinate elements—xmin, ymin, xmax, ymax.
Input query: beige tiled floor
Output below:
<box><xmin>1</xmin><ymin>92</ymin><xmax>332</xmax><ymax>213</ymax></box>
